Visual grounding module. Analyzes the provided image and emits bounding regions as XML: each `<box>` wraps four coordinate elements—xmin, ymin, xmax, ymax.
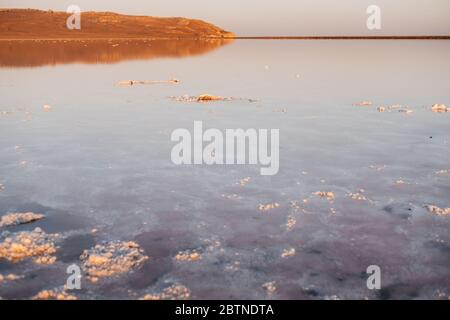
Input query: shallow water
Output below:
<box><xmin>0</xmin><ymin>39</ymin><xmax>449</xmax><ymax>299</ymax></box>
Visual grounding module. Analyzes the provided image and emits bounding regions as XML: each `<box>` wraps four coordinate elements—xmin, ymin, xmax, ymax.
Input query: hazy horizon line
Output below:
<box><xmin>1</xmin><ymin>36</ymin><xmax>450</xmax><ymax>41</ymax></box>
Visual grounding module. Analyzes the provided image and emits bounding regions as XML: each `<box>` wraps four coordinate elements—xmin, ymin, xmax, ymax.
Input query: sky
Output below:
<box><xmin>1</xmin><ymin>0</ymin><xmax>449</xmax><ymax>36</ymax></box>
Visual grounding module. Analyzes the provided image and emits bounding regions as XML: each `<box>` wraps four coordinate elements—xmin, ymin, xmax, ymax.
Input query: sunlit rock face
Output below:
<box><xmin>0</xmin><ymin>9</ymin><xmax>235</xmax><ymax>39</ymax></box>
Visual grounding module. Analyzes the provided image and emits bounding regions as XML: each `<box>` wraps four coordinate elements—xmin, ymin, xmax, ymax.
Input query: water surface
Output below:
<box><xmin>0</xmin><ymin>40</ymin><xmax>449</xmax><ymax>299</ymax></box>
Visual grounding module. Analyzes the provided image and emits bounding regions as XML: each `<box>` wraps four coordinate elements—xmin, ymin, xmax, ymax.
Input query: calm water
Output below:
<box><xmin>0</xmin><ymin>39</ymin><xmax>449</xmax><ymax>299</ymax></box>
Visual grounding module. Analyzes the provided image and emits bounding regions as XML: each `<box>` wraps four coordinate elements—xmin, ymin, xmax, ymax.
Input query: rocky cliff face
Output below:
<box><xmin>0</xmin><ymin>9</ymin><xmax>235</xmax><ymax>39</ymax></box>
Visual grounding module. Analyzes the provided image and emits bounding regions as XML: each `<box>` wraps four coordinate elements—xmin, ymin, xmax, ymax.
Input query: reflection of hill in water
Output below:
<box><xmin>0</xmin><ymin>39</ymin><xmax>233</xmax><ymax>67</ymax></box>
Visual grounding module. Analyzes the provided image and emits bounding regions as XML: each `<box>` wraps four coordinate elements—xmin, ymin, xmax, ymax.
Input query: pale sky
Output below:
<box><xmin>1</xmin><ymin>0</ymin><xmax>449</xmax><ymax>36</ymax></box>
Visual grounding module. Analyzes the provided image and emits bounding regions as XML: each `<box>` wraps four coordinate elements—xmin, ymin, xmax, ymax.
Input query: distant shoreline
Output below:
<box><xmin>231</xmin><ymin>36</ymin><xmax>450</xmax><ymax>40</ymax></box>
<box><xmin>0</xmin><ymin>36</ymin><xmax>449</xmax><ymax>41</ymax></box>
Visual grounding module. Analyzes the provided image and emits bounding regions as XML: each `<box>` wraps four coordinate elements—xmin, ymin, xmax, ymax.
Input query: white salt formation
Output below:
<box><xmin>431</xmin><ymin>104</ymin><xmax>449</xmax><ymax>113</ymax></box>
<box><xmin>426</xmin><ymin>205</ymin><xmax>450</xmax><ymax>217</ymax></box>
<box><xmin>313</xmin><ymin>191</ymin><xmax>335</xmax><ymax>201</ymax></box>
<box><xmin>0</xmin><ymin>212</ymin><xmax>44</xmax><ymax>227</ymax></box>
<box><xmin>174</xmin><ymin>249</ymin><xmax>202</xmax><ymax>262</ymax></box>
<box><xmin>0</xmin><ymin>228</ymin><xmax>58</xmax><ymax>264</ymax></box>
<box><xmin>258</xmin><ymin>202</ymin><xmax>280</xmax><ymax>212</ymax></box>
<box><xmin>141</xmin><ymin>284</ymin><xmax>191</xmax><ymax>300</ymax></box>
<box><xmin>33</xmin><ymin>287</ymin><xmax>77</xmax><ymax>300</ymax></box>
<box><xmin>80</xmin><ymin>241</ymin><xmax>148</xmax><ymax>283</ymax></box>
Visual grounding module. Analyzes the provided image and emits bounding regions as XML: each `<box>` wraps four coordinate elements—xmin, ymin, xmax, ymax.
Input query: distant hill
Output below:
<box><xmin>0</xmin><ymin>9</ymin><xmax>235</xmax><ymax>39</ymax></box>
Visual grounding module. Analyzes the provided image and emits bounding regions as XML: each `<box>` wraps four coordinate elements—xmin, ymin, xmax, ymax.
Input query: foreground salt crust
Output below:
<box><xmin>0</xmin><ymin>273</ymin><xmax>23</xmax><ymax>282</ymax></box>
<box><xmin>281</xmin><ymin>248</ymin><xmax>296</xmax><ymax>258</ymax></box>
<box><xmin>426</xmin><ymin>205</ymin><xmax>450</xmax><ymax>217</ymax></box>
<box><xmin>0</xmin><ymin>228</ymin><xmax>58</xmax><ymax>264</ymax></box>
<box><xmin>141</xmin><ymin>284</ymin><xmax>191</xmax><ymax>300</ymax></box>
<box><xmin>174</xmin><ymin>249</ymin><xmax>201</xmax><ymax>262</ymax></box>
<box><xmin>262</xmin><ymin>281</ymin><xmax>277</xmax><ymax>295</ymax></box>
<box><xmin>0</xmin><ymin>212</ymin><xmax>44</xmax><ymax>227</ymax></box>
<box><xmin>80</xmin><ymin>241</ymin><xmax>148</xmax><ymax>282</ymax></box>
<box><xmin>313</xmin><ymin>191</ymin><xmax>335</xmax><ymax>201</ymax></box>
<box><xmin>32</xmin><ymin>287</ymin><xmax>77</xmax><ymax>300</ymax></box>
<box><xmin>347</xmin><ymin>190</ymin><xmax>367</xmax><ymax>201</ymax></box>
<box><xmin>258</xmin><ymin>202</ymin><xmax>280</xmax><ymax>212</ymax></box>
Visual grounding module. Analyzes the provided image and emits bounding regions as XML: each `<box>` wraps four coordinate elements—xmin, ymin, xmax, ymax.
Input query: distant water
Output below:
<box><xmin>0</xmin><ymin>40</ymin><xmax>449</xmax><ymax>299</ymax></box>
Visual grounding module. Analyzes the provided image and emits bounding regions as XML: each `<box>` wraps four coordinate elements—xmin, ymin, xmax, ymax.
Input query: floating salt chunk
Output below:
<box><xmin>172</xmin><ymin>94</ymin><xmax>217</xmax><ymax>102</ymax></box>
<box><xmin>32</xmin><ymin>288</ymin><xmax>77</xmax><ymax>300</ymax></box>
<box><xmin>325</xmin><ymin>295</ymin><xmax>341</xmax><ymax>300</ymax></box>
<box><xmin>42</xmin><ymin>104</ymin><xmax>52</xmax><ymax>112</ymax></box>
<box><xmin>80</xmin><ymin>241</ymin><xmax>148</xmax><ymax>283</ymax></box>
<box><xmin>262</xmin><ymin>281</ymin><xmax>276</xmax><ymax>295</ymax></box>
<box><xmin>222</xmin><ymin>193</ymin><xmax>241</xmax><ymax>200</ymax></box>
<box><xmin>348</xmin><ymin>190</ymin><xmax>367</xmax><ymax>201</ymax></box>
<box><xmin>141</xmin><ymin>284</ymin><xmax>191</xmax><ymax>300</ymax></box>
<box><xmin>19</xmin><ymin>160</ymin><xmax>27</xmax><ymax>167</ymax></box>
<box><xmin>285</xmin><ymin>215</ymin><xmax>297</xmax><ymax>231</ymax></box>
<box><xmin>118</xmin><ymin>79</ymin><xmax>179</xmax><ymax>86</ymax></box>
<box><xmin>377</xmin><ymin>106</ymin><xmax>386</xmax><ymax>112</ymax></box>
<box><xmin>0</xmin><ymin>184</ymin><xmax>4</xmax><ymax>192</ymax></box>
<box><xmin>238</xmin><ymin>177</ymin><xmax>251</xmax><ymax>186</ymax></box>
<box><xmin>313</xmin><ymin>191</ymin><xmax>335</xmax><ymax>201</ymax></box>
<box><xmin>398</xmin><ymin>108</ymin><xmax>413</xmax><ymax>114</ymax></box>
<box><xmin>0</xmin><ymin>212</ymin><xmax>44</xmax><ymax>227</ymax></box>
<box><xmin>0</xmin><ymin>111</ymin><xmax>15</xmax><ymax>117</ymax></box>
<box><xmin>290</xmin><ymin>201</ymin><xmax>301</xmax><ymax>211</ymax></box>
<box><xmin>369</xmin><ymin>164</ymin><xmax>386</xmax><ymax>171</ymax></box>
<box><xmin>225</xmin><ymin>261</ymin><xmax>240</xmax><ymax>272</ymax></box>
<box><xmin>426</xmin><ymin>205</ymin><xmax>450</xmax><ymax>216</ymax></box>
<box><xmin>172</xmin><ymin>95</ymin><xmax>255</xmax><ymax>103</ymax></box>
<box><xmin>435</xmin><ymin>169</ymin><xmax>450</xmax><ymax>175</ymax></box>
<box><xmin>273</xmin><ymin>107</ymin><xmax>287</xmax><ymax>113</ymax></box>
<box><xmin>353</xmin><ymin>101</ymin><xmax>372</xmax><ymax>107</ymax></box>
<box><xmin>0</xmin><ymin>273</ymin><xmax>22</xmax><ymax>282</ymax></box>
<box><xmin>197</xmin><ymin>94</ymin><xmax>223</xmax><ymax>102</ymax></box>
<box><xmin>258</xmin><ymin>202</ymin><xmax>280</xmax><ymax>212</ymax></box>
<box><xmin>281</xmin><ymin>248</ymin><xmax>296</xmax><ymax>258</ymax></box>
<box><xmin>431</xmin><ymin>104</ymin><xmax>448</xmax><ymax>113</ymax></box>
<box><xmin>174</xmin><ymin>249</ymin><xmax>201</xmax><ymax>262</ymax></box>
<box><xmin>0</xmin><ymin>228</ymin><xmax>59</xmax><ymax>264</ymax></box>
